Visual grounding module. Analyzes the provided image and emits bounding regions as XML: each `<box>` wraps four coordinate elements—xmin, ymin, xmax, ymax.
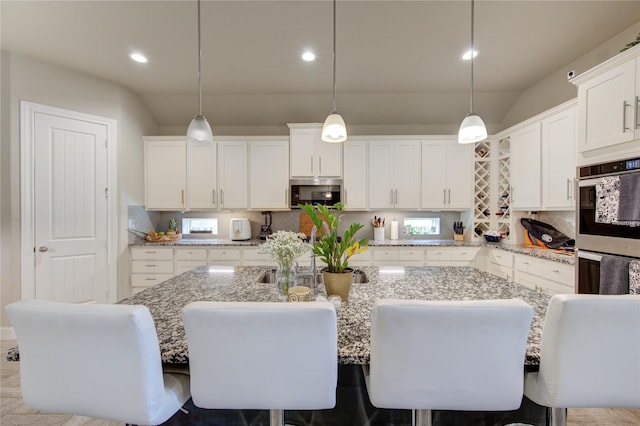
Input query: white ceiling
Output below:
<box><xmin>2</xmin><ymin>1</ymin><xmax>640</xmax><ymax>133</ymax></box>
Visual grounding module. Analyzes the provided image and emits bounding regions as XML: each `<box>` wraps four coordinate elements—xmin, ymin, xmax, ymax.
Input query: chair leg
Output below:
<box><xmin>413</xmin><ymin>409</ymin><xmax>432</xmax><ymax>426</ymax></box>
<box><xmin>270</xmin><ymin>409</ymin><xmax>284</xmax><ymax>426</ymax></box>
<box><xmin>550</xmin><ymin>407</ymin><xmax>567</xmax><ymax>426</ymax></box>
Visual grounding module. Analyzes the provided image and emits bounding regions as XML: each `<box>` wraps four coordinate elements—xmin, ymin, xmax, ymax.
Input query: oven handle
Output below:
<box><xmin>577</xmin><ymin>250</ymin><xmax>602</xmax><ymax>262</ymax></box>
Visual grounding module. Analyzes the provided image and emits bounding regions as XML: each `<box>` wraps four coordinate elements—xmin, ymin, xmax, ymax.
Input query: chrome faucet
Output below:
<box><xmin>309</xmin><ymin>222</ymin><xmax>330</xmax><ymax>295</ymax></box>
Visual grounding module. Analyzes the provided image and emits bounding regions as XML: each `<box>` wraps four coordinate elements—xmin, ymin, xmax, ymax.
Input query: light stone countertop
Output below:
<box><xmin>130</xmin><ymin>238</ymin><xmax>575</xmax><ymax>265</ymax></box>
<box><xmin>118</xmin><ymin>265</ymin><xmax>551</xmax><ymax>367</ymax></box>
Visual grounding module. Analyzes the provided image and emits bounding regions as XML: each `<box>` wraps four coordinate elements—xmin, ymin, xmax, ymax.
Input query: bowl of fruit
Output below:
<box><xmin>146</xmin><ymin>217</ymin><xmax>181</xmax><ymax>242</ymax></box>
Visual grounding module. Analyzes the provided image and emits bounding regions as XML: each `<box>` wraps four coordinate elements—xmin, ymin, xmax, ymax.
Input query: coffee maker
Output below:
<box><xmin>259</xmin><ymin>211</ymin><xmax>272</xmax><ymax>240</ymax></box>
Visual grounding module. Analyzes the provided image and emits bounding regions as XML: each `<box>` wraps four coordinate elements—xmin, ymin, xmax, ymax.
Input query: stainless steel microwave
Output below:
<box><xmin>290</xmin><ymin>179</ymin><xmax>342</xmax><ymax>208</ymax></box>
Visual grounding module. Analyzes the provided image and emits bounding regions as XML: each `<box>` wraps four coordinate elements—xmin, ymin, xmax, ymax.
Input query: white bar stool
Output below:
<box><xmin>182</xmin><ymin>301</ymin><xmax>338</xmax><ymax>426</ymax></box>
<box><xmin>363</xmin><ymin>298</ymin><xmax>533</xmax><ymax>426</ymax></box>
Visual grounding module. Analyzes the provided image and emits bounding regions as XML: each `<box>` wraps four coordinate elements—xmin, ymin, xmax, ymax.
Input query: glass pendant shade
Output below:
<box><xmin>187</xmin><ymin>115</ymin><xmax>213</xmax><ymax>143</ymax></box>
<box><xmin>458</xmin><ymin>113</ymin><xmax>487</xmax><ymax>144</ymax></box>
<box><xmin>322</xmin><ymin>113</ymin><xmax>347</xmax><ymax>143</ymax></box>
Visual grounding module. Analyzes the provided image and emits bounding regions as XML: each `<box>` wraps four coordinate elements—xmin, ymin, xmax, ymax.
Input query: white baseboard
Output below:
<box><xmin>1</xmin><ymin>327</ymin><xmax>16</xmax><ymax>340</ymax></box>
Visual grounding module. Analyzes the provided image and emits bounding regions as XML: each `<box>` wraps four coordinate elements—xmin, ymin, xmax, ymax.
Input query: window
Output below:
<box><xmin>182</xmin><ymin>218</ymin><xmax>218</xmax><ymax>235</ymax></box>
<box><xmin>403</xmin><ymin>218</ymin><xmax>440</xmax><ymax>235</ymax></box>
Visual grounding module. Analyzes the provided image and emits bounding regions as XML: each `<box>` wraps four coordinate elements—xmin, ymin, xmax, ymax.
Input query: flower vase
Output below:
<box><xmin>276</xmin><ymin>264</ymin><xmax>297</xmax><ymax>301</ymax></box>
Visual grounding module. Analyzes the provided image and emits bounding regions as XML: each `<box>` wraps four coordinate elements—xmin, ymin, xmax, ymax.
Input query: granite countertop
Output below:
<box><xmin>130</xmin><ymin>237</ymin><xmax>575</xmax><ymax>264</ymax></box>
<box><xmin>118</xmin><ymin>265</ymin><xmax>550</xmax><ymax>367</ymax></box>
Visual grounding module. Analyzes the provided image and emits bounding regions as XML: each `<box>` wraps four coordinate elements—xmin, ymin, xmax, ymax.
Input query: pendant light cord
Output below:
<box><xmin>470</xmin><ymin>0</ymin><xmax>475</xmax><ymax>114</ymax></box>
<box><xmin>331</xmin><ymin>0</ymin><xmax>337</xmax><ymax>114</ymax></box>
<box><xmin>197</xmin><ymin>0</ymin><xmax>203</xmax><ymax>116</ymax></box>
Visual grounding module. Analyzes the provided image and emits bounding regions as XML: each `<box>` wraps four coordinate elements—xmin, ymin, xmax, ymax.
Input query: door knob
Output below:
<box><xmin>38</xmin><ymin>246</ymin><xmax>48</xmax><ymax>252</ymax></box>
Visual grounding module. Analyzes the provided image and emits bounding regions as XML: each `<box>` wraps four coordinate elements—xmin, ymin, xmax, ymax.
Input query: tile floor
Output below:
<box><xmin>2</xmin><ymin>339</ymin><xmax>640</xmax><ymax>426</ymax></box>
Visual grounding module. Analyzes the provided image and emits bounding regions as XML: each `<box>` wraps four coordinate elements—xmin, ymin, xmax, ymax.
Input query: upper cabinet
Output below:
<box><xmin>288</xmin><ymin>124</ymin><xmax>342</xmax><ymax>178</ymax></box>
<box><xmin>343</xmin><ymin>140</ymin><xmax>368</xmax><ymax>210</ymax></box>
<box><xmin>217</xmin><ymin>140</ymin><xmax>248</xmax><ymax>210</ymax></box>
<box><xmin>572</xmin><ymin>44</ymin><xmax>640</xmax><ymax>165</ymax></box>
<box><xmin>368</xmin><ymin>139</ymin><xmax>421</xmax><ymax>209</ymax></box>
<box><xmin>249</xmin><ymin>138</ymin><xmax>290</xmax><ymax>210</ymax></box>
<box><xmin>187</xmin><ymin>142</ymin><xmax>218</xmax><ymax>210</ymax></box>
<box><xmin>144</xmin><ymin>137</ymin><xmax>187</xmax><ymax>210</ymax></box>
<box><xmin>421</xmin><ymin>138</ymin><xmax>473</xmax><ymax>210</ymax></box>
<box><xmin>510</xmin><ymin>123</ymin><xmax>542</xmax><ymax>210</ymax></box>
<box><xmin>541</xmin><ymin>105</ymin><xmax>576</xmax><ymax>210</ymax></box>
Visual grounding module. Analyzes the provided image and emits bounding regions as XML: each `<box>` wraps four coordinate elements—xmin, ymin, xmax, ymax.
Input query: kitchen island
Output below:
<box><xmin>119</xmin><ymin>264</ymin><xmax>551</xmax><ymax>366</ymax></box>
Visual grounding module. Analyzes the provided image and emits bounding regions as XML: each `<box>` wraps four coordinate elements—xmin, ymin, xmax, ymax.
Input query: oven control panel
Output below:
<box><xmin>579</xmin><ymin>157</ymin><xmax>640</xmax><ymax>178</ymax></box>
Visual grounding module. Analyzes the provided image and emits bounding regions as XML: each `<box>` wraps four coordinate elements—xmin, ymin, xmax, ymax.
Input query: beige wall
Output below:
<box><xmin>500</xmin><ymin>21</ymin><xmax>640</xmax><ymax>130</ymax></box>
<box><xmin>0</xmin><ymin>51</ymin><xmax>157</xmax><ymax>331</ymax></box>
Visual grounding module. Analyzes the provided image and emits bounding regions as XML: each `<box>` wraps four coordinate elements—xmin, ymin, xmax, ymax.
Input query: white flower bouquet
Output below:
<box><xmin>260</xmin><ymin>230</ymin><xmax>309</xmax><ymax>269</ymax></box>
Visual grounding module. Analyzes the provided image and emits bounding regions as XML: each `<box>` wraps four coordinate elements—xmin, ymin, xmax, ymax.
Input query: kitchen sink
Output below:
<box><xmin>258</xmin><ymin>269</ymin><xmax>369</xmax><ymax>284</ymax></box>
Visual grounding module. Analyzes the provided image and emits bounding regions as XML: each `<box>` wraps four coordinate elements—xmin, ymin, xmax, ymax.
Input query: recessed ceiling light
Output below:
<box><xmin>301</xmin><ymin>51</ymin><xmax>316</xmax><ymax>62</ymax></box>
<box><xmin>462</xmin><ymin>49</ymin><xmax>478</xmax><ymax>60</ymax></box>
<box><xmin>129</xmin><ymin>52</ymin><xmax>148</xmax><ymax>64</ymax></box>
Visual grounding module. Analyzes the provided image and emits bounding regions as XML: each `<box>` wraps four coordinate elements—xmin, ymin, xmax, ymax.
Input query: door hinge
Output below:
<box><xmin>105</xmin><ymin>187</ymin><xmax>108</xmax><ymax>199</ymax></box>
<box><xmin>105</xmin><ymin>139</ymin><xmax>108</xmax><ymax>149</ymax></box>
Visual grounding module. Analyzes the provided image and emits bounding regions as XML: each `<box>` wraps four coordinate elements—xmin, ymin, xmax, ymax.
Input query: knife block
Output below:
<box><xmin>454</xmin><ymin>234</ymin><xmax>464</xmax><ymax>241</ymax></box>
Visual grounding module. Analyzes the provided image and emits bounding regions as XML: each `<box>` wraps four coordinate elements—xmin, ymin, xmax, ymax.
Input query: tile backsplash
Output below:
<box><xmin>144</xmin><ymin>209</ymin><xmax>464</xmax><ymax>241</ymax></box>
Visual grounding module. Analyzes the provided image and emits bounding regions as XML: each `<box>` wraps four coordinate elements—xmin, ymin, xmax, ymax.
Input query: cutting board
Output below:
<box><xmin>299</xmin><ymin>212</ymin><xmax>327</xmax><ymax>238</ymax></box>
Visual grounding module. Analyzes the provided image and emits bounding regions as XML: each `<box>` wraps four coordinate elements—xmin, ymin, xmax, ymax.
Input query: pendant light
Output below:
<box><xmin>321</xmin><ymin>0</ymin><xmax>347</xmax><ymax>143</ymax></box>
<box><xmin>458</xmin><ymin>0</ymin><xmax>487</xmax><ymax>144</ymax></box>
<box><xmin>186</xmin><ymin>0</ymin><xmax>213</xmax><ymax>144</ymax></box>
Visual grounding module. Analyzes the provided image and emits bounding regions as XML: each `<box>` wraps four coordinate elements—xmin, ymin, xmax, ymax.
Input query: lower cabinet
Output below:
<box><xmin>487</xmin><ymin>249</ymin><xmax>514</xmax><ymax>281</ymax></box>
<box><xmin>208</xmin><ymin>247</ymin><xmax>242</xmax><ymax>266</ymax></box>
<box><xmin>174</xmin><ymin>248</ymin><xmax>208</xmax><ymax>275</ymax></box>
<box><xmin>425</xmin><ymin>247</ymin><xmax>481</xmax><ymax>266</ymax></box>
<box><xmin>513</xmin><ymin>253</ymin><xmax>574</xmax><ymax>294</ymax></box>
<box><xmin>130</xmin><ymin>247</ymin><xmax>175</xmax><ymax>294</ymax></box>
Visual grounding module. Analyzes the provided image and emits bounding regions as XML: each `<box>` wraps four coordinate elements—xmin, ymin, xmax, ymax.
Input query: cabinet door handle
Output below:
<box><xmin>212</xmin><ymin>189</ymin><xmax>216</xmax><ymax>205</ymax></box>
<box><xmin>448</xmin><ymin>188</ymin><xmax>451</xmax><ymax>204</ymax></box>
<box><xmin>566</xmin><ymin>178</ymin><xmax>571</xmax><ymax>200</ymax></box>
<box><xmin>310</xmin><ymin>156</ymin><xmax>314</xmax><ymax>174</ymax></box>
<box><xmin>344</xmin><ymin>189</ymin><xmax>348</xmax><ymax>205</ymax></box>
<box><xmin>635</xmin><ymin>96</ymin><xmax>639</xmax><ymax>130</ymax></box>
<box><xmin>285</xmin><ymin>188</ymin><xmax>288</xmax><ymax>204</ymax></box>
<box><xmin>443</xmin><ymin>189</ymin><xmax>447</xmax><ymax>204</ymax></box>
<box><xmin>395</xmin><ymin>189</ymin><xmax>398</xmax><ymax>206</ymax></box>
<box><xmin>220</xmin><ymin>189</ymin><xmax>224</xmax><ymax>206</ymax></box>
<box><xmin>181</xmin><ymin>189</ymin><xmax>185</xmax><ymax>205</ymax></box>
<box><xmin>623</xmin><ymin>100</ymin><xmax>631</xmax><ymax>132</ymax></box>
<box><xmin>319</xmin><ymin>156</ymin><xmax>322</xmax><ymax>175</ymax></box>
<box><xmin>390</xmin><ymin>190</ymin><xmax>394</xmax><ymax>205</ymax></box>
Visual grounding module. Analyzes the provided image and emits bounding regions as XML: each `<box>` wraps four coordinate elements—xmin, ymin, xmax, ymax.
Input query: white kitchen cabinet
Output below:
<box><xmin>187</xmin><ymin>141</ymin><xmax>218</xmax><ymax>210</ymax></box>
<box><xmin>343</xmin><ymin>140</ymin><xmax>368</xmax><ymax>210</ymax></box>
<box><xmin>542</xmin><ymin>105</ymin><xmax>576</xmax><ymax>210</ymax></box>
<box><xmin>174</xmin><ymin>247</ymin><xmax>208</xmax><ymax>274</ymax></box>
<box><xmin>487</xmin><ymin>249</ymin><xmax>514</xmax><ymax>281</ymax></box>
<box><xmin>571</xmin><ymin>45</ymin><xmax>640</xmax><ymax>165</ymax></box>
<box><xmin>144</xmin><ymin>138</ymin><xmax>186</xmax><ymax>210</ymax></box>
<box><xmin>288</xmin><ymin>125</ymin><xmax>342</xmax><ymax>178</ymax></box>
<box><xmin>513</xmin><ymin>253</ymin><xmax>574</xmax><ymax>295</ymax></box>
<box><xmin>249</xmin><ymin>139</ymin><xmax>290</xmax><ymax>209</ymax></box>
<box><xmin>576</xmin><ymin>58</ymin><xmax>636</xmax><ymax>153</ymax></box>
<box><xmin>218</xmin><ymin>141</ymin><xmax>248</xmax><ymax>209</ymax></box>
<box><xmin>421</xmin><ymin>139</ymin><xmax>473</xmax><ymax>209</ymax></box>
<box><xmin>425</xmin><ymin>247</ymin><xmax>480</xmax><ymax>266</ymax></box>
<box><xmin>510</xmin><ymin>123</ymin><xmax>542</xmax><ymax>210</ymax></box>
<box><xmin>130</xmin><ymin>247</ymin><xmax>174</xmax><ymax>293</ymax></box>
<box><xmin>208</xmin><ymin>247</ymin><xmax>242</xmax><ymax>266</ymax></box>
<box><xmin>242</xmin><ymin>247</ymin><xmax>277</xmax><ymax>266</ymax></box>
<box><xmin>368</xmin><ymin>139</ymin><xmax>421</xmax><ymax>209</ymax></box>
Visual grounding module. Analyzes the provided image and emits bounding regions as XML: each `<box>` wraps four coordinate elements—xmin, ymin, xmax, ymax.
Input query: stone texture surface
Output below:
<box><xmin>118</xmin><ymin>265</ymin><xmax>550</xmax><ymax>367</ymax></box>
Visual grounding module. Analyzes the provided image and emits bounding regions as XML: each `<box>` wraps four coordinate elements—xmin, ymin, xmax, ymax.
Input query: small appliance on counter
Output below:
<box><xmin>230</xmin><ymin>218</ymin><xmax>251</xmax><ymax>241</ymax></box>
<box><xmin>259</xmin><ymin>211</ymin><xmax>273</xmax><ymax>240</ymax></box>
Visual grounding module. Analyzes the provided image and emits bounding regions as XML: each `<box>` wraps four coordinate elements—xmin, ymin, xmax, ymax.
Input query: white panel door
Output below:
<box><xmin>343</xmin><ymin>140</ymin><xmax>368</xmax><ymax>209</ymax></box>
<box><xmin>421</xmin><ymin>141</ymin><xmax>447</xmax><ymax>209</ymax></box>
<box><xmin>34</xmin><ymin>112</ymin><xmax>108</xmax><ymax>303</ymax></box>
<box><xmin>394</xmin><ymin>140</ymin><xmax>421</xmax><ymax>208</ymax></box>
<box><xmin>249</xmin><ymin>140</ymin><xmax>289</xmax><ymax>209</ymax></box>
<box><xmin>218</xmin><ymin>141</ymin><xmax>248</xmax><ymax>209</ymax></box>
<box><xmin>187</xmin><ymin>141</ymin><xmax>217</xmax><ymax>209</ymax></box>
<box><xmin>368</xmin><ymin>141</ymin><xmax>395</xmax><ymax>208</ymax></box>
<box><xmin>542</xmin><ymin>107</ymin><xmax>576</xmax><ymax>209</ymax></box>
<box><xmin>510</xmin><ymin>123</ymin><xmax>542</xmax><ymax>210</ymax></box>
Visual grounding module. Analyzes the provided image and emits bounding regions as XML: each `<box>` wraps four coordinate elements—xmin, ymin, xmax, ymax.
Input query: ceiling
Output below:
<box><xmin>2</xmin><ymin>1</ymin><xmax>640</xmax><ymax>133</ymax></box>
